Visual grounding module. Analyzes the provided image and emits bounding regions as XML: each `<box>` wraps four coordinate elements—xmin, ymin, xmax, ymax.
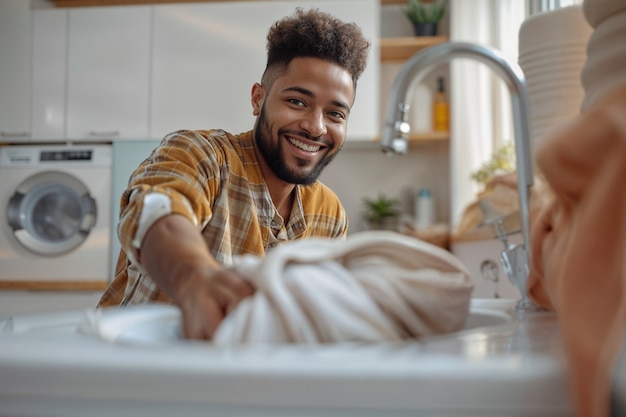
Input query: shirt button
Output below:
<box><xmin>270</xmin><ymin>220</ymin><xmax>278</xmax><ymax>228</ymax></box>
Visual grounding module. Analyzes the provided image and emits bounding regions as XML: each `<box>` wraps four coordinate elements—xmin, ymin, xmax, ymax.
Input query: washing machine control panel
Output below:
<box><xmin>0</xmin><ymin>145</ymin><xmax>111</xmax><ymax>167</ymax></box>
<box><xmin>40</xmin><ymin>150</ymin><xmax>92</xmax><ymax>162</ymax></box>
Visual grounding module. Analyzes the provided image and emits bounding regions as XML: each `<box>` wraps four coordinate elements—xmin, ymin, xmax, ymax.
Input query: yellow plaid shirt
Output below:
<box><xmin>99</xmin><ymin>129</ymin><xmax>347</xmax><ymax>307</ymax></box>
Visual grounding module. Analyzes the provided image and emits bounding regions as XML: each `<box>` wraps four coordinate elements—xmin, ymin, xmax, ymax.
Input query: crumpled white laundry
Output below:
<box><xmin>212</xmin><ymin>231</ymin><xmax>474</xmax><ymax>345</ymax></box>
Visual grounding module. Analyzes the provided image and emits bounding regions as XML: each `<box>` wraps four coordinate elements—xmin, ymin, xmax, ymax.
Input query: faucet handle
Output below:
<box><xmin>478</xmin><ymin>199</ymin><xmax>539</xmax><ymax>311</ymax></box>
<box><xmin>501</xmin><ymin>245</ymin><xmax>528</xmax><ymax>298</ymax></box>
<box><xmin>500</xmin><ymin>243</ymin><xmax>540</xmax><ymax>312</ymax></box>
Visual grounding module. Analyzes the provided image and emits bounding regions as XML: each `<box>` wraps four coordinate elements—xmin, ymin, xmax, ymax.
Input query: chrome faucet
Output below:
<box><xmin>381</xmin><ymin>41</ymin><xmax>537</xmax><ymax>312</ymax></box>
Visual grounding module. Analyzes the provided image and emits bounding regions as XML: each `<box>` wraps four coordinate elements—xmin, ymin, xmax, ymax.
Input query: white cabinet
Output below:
<box><xmin>19</xmin><ymin>1</ymin><xmax>378</xmax><ymax>142</ymax></box>
<box><xmin>30</xmin><ymin>6</ymin><xmax>150</xmax><ymax>142</ymax></box>
<box><xmin>0</xmin><ymin>1</ymin><xmax>31</xmax><ymax>142</ymax></box>
<box><xmin>315</xmin><ymin>0</ymin><xmax>379</xmax><ymax>141</ymax></box>
<box><xmin>150</xmin><ymin>0</ymin><xmax>379</xmax><ymax>141</ymax></box>
<box><xmin>66</xmin><ymin>7</ymin><xmax>151</xmax><ymax>140</ymax></box>
<box><xmin>150</xmin><ymin>2</ymin><xmax>270</xmax><ymax>139</ymax></box>
<box><xmin>31</xmin><ymin>9</ymin><xmax>68</xmax><ymax>141</ymax></box>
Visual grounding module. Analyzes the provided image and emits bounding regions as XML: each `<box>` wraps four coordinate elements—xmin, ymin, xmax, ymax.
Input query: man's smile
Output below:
<box><xmin>287</xmin><ymin>136</ymin><xmax>324</xmax><ymax>153</ymax></box>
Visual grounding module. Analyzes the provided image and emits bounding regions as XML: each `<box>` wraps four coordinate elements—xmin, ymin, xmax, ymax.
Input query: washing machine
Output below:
<box><xmin>0</xmin><ymin>144</ymin><xmax>112</xmax><ymax>291</ymax></box>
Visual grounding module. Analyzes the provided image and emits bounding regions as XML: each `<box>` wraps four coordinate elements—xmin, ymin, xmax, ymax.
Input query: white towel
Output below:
<box><xmin>212</xmin><ymin>231</ymin><xmax>474</xmax><ymax>345</ymax></box>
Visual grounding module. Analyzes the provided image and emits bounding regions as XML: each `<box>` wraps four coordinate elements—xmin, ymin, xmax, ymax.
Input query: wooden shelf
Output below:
<box><xmin>408</xmin><ymin>131</ymin><xmax>449</xmax><ymax>142</ymax></box>
<box><xmin>380</xmin><ymin>36</ymin><xmax>448</xmax><ymax>62</ymax></box>
<box><xmin>381</xmin><ymin>0</ymin><xmax>428</xmax><ymax>4</ymax></box>
<box><xmin>374</xmin><ymin>131</ymin><xmax>449</xmax><ymax>143</ymax></box>
<box><xmin>53</xmin><ymin>0</ymin><xmax>268</xmax><ymax>6</ymax></box>
<box><xmin>54</xmin><ymin>0</ymin><xmax>418</xmax><ymax>7</ymax></box>
<box><xmin>54</xmin><ymin>0</ymin><xmax>415</xmax><ymax>6</ymax></box>
<box><xmin>0</xmin><ymin>280</ymin><xmax>109</xmax><ymax>291</ymax></box>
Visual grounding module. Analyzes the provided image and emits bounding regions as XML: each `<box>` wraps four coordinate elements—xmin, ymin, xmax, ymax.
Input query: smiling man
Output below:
<box><xmin>98</xmin><ymin>8</ymin><xmax>371</xmax><ymax>340</ymax></box>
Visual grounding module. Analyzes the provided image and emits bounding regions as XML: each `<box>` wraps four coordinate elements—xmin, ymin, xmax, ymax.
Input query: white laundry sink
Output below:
<box><xmin>462</xmin><ymin>299</ymin><xmax>514</xmax><ymax>330</ymax></box>
<box><xmin>0</xmin><ymin>298</ymin><xmax>572</xmax><ymax>417</ymax></box>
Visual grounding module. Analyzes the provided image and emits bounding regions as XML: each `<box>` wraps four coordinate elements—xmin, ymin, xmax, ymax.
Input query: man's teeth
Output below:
<box><xmin>288</xmin><ymin>137</ymin><xmax>321</xmax><ymax>152</ymax></box>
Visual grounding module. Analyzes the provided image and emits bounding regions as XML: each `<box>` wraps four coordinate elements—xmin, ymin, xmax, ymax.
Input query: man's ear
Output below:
<box><xmin>251</xmin><ymin>83</ymin><xmax>265</xmax><ymax>116</ymax></box>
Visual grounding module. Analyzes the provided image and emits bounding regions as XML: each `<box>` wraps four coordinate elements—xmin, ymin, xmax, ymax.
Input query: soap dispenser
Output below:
<box><xmin>415</xmin><ymin>188</ymin><xmax>435</xmax><ymax>230</ymax></box>
<box><xmin>433</xmin><ymin>77</ymin><xmax>449</xmax><ymax>132</ymax></box>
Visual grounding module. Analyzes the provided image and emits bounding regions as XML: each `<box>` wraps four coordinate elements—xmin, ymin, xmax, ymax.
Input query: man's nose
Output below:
<box><xmin>302</xmin><ymin>110</ymin><xmax>327</xmax><ymax>138</ymax></box>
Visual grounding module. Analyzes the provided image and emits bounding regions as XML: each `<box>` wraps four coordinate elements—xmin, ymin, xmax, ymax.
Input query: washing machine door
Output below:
<box><xmin>7</xmin><ymin>171</ymin><xmax>97</xmax><ymax>256</ymax></box>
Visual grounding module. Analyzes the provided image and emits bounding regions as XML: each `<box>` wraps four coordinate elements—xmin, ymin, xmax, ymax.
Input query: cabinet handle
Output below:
<box><xmin>1</xmin><ymin>131</ymin><xmax>29</xmax><ymax>137</ymax></box>
<box><xmin>89</xmin><ymin>130</ymin><xmax>120</xmax><ymax>137</ymax></box>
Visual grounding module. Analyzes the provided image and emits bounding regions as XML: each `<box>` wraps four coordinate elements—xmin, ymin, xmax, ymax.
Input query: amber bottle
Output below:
<box><xmin>433</xmin><ymin>77</ymin><xmax>449</xmax><ymax>132</ymax></box>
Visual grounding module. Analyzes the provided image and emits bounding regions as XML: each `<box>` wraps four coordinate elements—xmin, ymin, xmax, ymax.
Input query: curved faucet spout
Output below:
<box><xmin>381</xmin><ymin>41</ymin><xmax>535</xmax><ymax>310</ymax></box>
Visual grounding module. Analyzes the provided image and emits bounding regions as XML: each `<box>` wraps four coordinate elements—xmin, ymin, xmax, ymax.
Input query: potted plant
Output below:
<box><xmin>470</xmin><ymin>143</ymin><xmax>516</xmax><ymax>190</ymax></box>
<box><xmin>403</xmin><ymin>0</ymin><xmax>448</xmax><ymax>37</ymax></box>
<box><xmin>362</xmin><ymin>194</ymin><xmax>400</xmax><ymax>231</ymax></box>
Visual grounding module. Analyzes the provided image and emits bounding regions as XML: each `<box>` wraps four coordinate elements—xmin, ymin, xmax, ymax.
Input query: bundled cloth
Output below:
<box><xmin>212</xmin><ymin>231</ymin><xmax>474</xmax><ymax>345</ymax></box>
<box><xmin>526</xmin><ymin>1</ymin><xmax>626</xmax><ymax>416</ymax></box>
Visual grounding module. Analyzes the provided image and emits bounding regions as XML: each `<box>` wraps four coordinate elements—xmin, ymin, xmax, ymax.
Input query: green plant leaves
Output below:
<box><xmin>470</xmin><ymin>143</ymin><xmax>516</xmax><ymax>187</ymax></box>
<box><xmin>403</xmin><ymin>0</ymin><xmax>448</xmax><ymax>24</ymax></box>
<box><xmin>362</xmin><ymin>194</ymin><xmax>400</xmax><ymax>224</ymax></box>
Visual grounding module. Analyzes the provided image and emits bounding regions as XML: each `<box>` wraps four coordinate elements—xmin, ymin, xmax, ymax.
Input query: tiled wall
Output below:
<box><xmin>319</xmin><ymin>141</ymin><xmax>450</xmax><ymax>234</ymax></box>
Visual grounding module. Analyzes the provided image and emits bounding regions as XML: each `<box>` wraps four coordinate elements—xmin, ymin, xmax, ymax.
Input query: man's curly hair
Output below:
<box><xmin>262</xmin><ymin>8</ymin><xmax>371</xmax><ymax>90</ymax></box>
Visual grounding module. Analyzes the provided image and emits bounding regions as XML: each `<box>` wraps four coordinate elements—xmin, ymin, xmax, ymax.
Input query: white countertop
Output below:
<box><xmin>0</xmin><ymin>299</ymin><xmax>573</xmax><ymax>417</ymax></box>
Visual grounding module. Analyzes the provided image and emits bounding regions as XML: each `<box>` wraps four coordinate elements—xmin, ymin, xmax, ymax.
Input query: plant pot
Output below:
<box><xmin>367</xmin><ymin>217</ymin><xmax>397</xmax><ymax>231</ymax></box>
<box><xmin>413</xmin><ymin>22</ymin><xmax>438</xmax><ymax>36</ymax></box>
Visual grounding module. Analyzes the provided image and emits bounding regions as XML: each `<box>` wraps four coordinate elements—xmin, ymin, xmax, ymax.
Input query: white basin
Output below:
<box><xmin>463</xmin><ymin>298</ymin><xmax>515</xmax><ymax>330</ymax></box>
<box><xmin>0</xmin><ymin>299</ymin><xmax>514</xmax><ymax>346</ymax></box>
<box><xmin>0</xmin><ymin>299</ymin><xmax>572</xmax><ymax>417</ymax></box>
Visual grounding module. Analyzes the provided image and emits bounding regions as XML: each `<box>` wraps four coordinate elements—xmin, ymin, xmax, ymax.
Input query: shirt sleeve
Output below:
<box><xmin>116</xmin><ymin>130</ymin><xmax>223</xmax><ymax>265</ymax></box>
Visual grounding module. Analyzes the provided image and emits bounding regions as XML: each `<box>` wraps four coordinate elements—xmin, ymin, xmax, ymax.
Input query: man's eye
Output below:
<box><xmin>329</xmin><ymin>111</ymin><xmax>345</xmax><ymax>120</ymax></box>
<box><xmin>288</xmin><ymin>98</ymin><xmax>305</xmax><ymax>107</ymax></box>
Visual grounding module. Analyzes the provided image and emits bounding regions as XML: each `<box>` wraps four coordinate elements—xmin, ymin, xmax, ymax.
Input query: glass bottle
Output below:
<box><xmin>433</xmin><ymin>77</ymin><xmax>449</xmax><ymax>132</ymax></box>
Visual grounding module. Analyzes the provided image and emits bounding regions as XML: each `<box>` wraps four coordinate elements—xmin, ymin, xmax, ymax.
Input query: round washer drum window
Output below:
<box><xmin>7</xmin><ymin>171</ymin><xmax>97</xmax><ymax>256</ymax></box>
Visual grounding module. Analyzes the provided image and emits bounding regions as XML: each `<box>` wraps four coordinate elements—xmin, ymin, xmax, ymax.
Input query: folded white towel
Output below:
<box><xmin>213</xmin><ymin>231</ymin><xmax>474</xmax><ymax>345</ymax></box>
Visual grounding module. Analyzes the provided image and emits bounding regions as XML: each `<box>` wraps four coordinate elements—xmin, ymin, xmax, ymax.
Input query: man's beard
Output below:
<box><xmin>253</xmin><ymin>106</ymin><xmax>341</xmax><ymax>186</ymax></box>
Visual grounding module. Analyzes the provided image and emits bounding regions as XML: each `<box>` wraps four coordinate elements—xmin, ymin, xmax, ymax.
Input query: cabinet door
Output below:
<box><xmin>150</xmin><ymin>2</ymin><xmax>280</xmax><ymax>140</ymax></box>
<box><xmin>313</xmin><ymin>0</ymin><xmax>380</xmax><ymax>141</ymax></box>
<box><xmin>31</xmin><ymin>9</ymin><xmax>68</xmax><ymax>141</ymax></box>
<box><xmin>66</xmin><ymin>6</ymin><xmax>151</xmax><ymax>140</ymax></box>
<box><xmin>0</xmin><ymin>1</ymin><xmax>31</xmax><ymax>142</ymax></box>
<box><xmin>150</xmin><ymin>0</ymin><xmax>378</xmax><ymax>141</ymax></box>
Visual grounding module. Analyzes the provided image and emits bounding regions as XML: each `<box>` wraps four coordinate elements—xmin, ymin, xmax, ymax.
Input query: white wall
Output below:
<box><xmin>320</xmin><ymin>141</ymin><xmax>450</xmax><ymax>234</ymax></box>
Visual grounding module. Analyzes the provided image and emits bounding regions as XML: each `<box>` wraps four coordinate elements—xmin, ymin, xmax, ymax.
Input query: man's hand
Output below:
<box><xmin>175</xmin><ymin>268</ymin><xmax>255</xmax><ymax>340</ymax></box>
<box><xmin>140</xmin><ymin>214</ymin><xmax>255</xmax><ymax>340</ymax></box>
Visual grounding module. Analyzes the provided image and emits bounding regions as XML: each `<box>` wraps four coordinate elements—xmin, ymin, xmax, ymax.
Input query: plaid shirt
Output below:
<box><xmin>99</xmin><ymin>129</ymin><xmax>348</xmax><ymax>307</ymax></box>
